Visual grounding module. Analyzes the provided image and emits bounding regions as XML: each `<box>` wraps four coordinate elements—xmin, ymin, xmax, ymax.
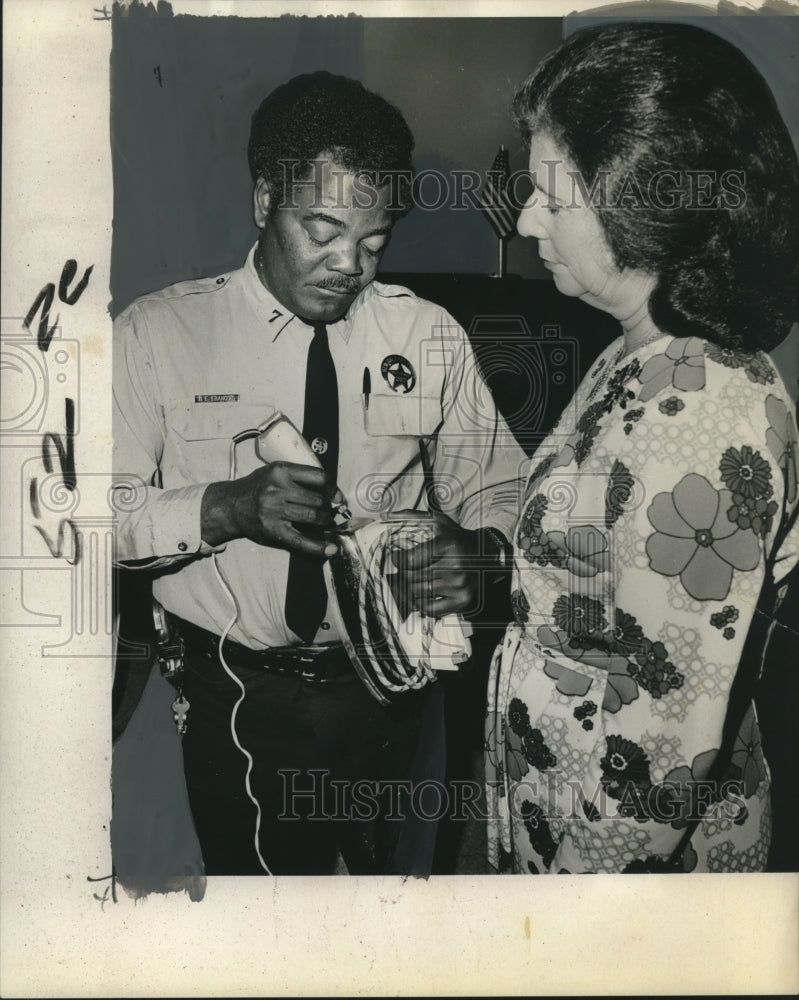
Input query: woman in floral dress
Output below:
<box><xmin>486</xmin><ymin>22</ymin><xmax>799</xmax><ymax>873</ymax></box>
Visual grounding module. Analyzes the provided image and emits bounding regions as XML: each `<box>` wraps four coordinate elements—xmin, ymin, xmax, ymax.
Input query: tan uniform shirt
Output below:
<box><xmin>112</xmin><ymin>244</ymin><xmax>527</xmax><ymax>648</ymax></box>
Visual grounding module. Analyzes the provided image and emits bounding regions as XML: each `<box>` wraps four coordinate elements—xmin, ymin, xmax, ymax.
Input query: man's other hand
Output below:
<box><xmin>389</xmin><ymin>510</ymin><xmax>485</xmax><ymax>619</ymax></box>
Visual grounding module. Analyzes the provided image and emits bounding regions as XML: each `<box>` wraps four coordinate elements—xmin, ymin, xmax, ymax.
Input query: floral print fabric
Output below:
<box><xmin>486</xmin><ymin>335</ymin><xmax>799</xmax><ymax>873</ymax></box>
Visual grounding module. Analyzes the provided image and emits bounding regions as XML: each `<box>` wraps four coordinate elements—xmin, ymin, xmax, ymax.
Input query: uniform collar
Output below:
<box><xmin>242</xmin><ymin>242</ymin><xmax>413</xmax><ymax>344</ymax></box>
<box><xmin>242</xmin><ymin>242</ymin><xmax>298</xmax><ymax>342</ymax></box>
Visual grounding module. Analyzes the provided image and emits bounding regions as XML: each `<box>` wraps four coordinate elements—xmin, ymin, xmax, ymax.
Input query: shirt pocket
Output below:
<box><xmin>363</xmin><ymin>392</ymin><xmax>442</xmax><ymax>439</ymax></box>
<box><xmin>163</xmin><ymin>400</ymin><xmax>277</xmax><ymax>481</ymax></box>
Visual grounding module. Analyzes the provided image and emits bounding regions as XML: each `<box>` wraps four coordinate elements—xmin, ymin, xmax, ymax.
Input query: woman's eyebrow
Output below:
<box><xmin>534</xmin><ymin>182</ymin><xmax>567</xmax><ymax>205</ymax></box>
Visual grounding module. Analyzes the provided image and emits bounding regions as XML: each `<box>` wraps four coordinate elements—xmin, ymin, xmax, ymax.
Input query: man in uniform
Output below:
<box><xmin>112</xmin><ymin>71</ymin><xmax>525</xmax><ymax>876</ymax></box>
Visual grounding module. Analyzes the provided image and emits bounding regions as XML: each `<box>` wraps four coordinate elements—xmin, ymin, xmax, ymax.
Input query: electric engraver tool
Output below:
<box><xmin>253</xmin><ymin>411</ymin><xmax>354</xmax><ymax>529</ymax></box>
<box><xmin>254</xmin><ymin>411</ymin><xmax>470</xmax><ymax>705</ymax></box>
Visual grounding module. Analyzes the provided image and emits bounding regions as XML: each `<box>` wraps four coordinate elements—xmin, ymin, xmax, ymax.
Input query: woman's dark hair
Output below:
<box><xmin>248</xmin><ymin>70</ymin><xmax>415</xmax><ymax>217</ymax></box>
<box><xmin>513</xmin><ymin>22</ymin><xmax>799</xmax><ymax>351</ymax></box>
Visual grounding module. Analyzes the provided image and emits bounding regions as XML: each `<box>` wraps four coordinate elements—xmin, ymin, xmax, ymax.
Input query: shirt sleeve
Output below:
<box><xmin>433</xmin><ymin>320</ymin><xmax>527</xmax><ymax>543</ymax></box>
<box><xmin>112</xmin><ymin>304</ymin><xmax>222</xmax><ymax>568</ymax></box>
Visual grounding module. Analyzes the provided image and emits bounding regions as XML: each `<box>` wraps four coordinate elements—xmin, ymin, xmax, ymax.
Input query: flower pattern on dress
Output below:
<box><xmin>726</xmin><ymin>493</ymin><xmax>779</xmax><ymax>539</ymax></box>
<box><xmin>505</xmin><ymin>697</ymin><xmax>557</xmax><ymax>774</ymax></box>
<box><xmin>710</xmin><ymin>605</ymin><xmax>739</xmax><ymax>630</ymax></box>
<box><xmin>518</xmin><ymin>495</ymin><xmax>556</xmax><ymax>565</ymax></box>
<box><xmin>522</xmin><ymin>728</ymin><xmax>557</xmax><ymax>771</ymax></box>
<box><xmin>525</xmin><ymin>452</ymin><xmax>559</xmax><ymax>498</ymax></box>
<box><xmin>573</xmin><ymin>700</ymin><xmax>597</xmax><ymax>723</ymax></box>
<box><xmin>642</xmin><ymin>748</ymin><xmax>721</xmax><ymax>829</ymax></box>
<box><xmin>520</xmin><ymin>801</ymin><xmax>559</xmax><ymax>868</ymax></box>
<box><xmin>602</xmin><ymin>359</ymin><xmax>641</xmax><ymax>413</ymax></box>
<box><xmin>511</xmin><ymin>589</ymin><xmax>530</xmax><ymax>624</ymax></box>
<box><xmin>505</xmin><ymin>727</ymin><xmax>530</xmax><ymax>782</ymax></box>
<box><xmin>552</xmin><ymin>593</ymin><xmax>607</xmax><ymax>636</ymax></box>
<box><xmin>623</xmin><ymin>406</ymin><xmax>645</xmax><ymax>435</ymax></box>
<box><xmin>484</xmin><ymin>715</ymin><xmax>504</xmax><ymax>790</ymax></box>
<box><xmin>487</xmin><ymin>333</ymin><xmax>794</xmax><ymax>873</ymax></box>
<box><xmin>545</xmin><ymin>525</ymin><xmax>612</xmax><ymax>577</ymax></box>
<box><xmin>507</xmin><ymin>698</ymin><xmax>531</xmax><ymax>737</ymax></box>
<box><xmin>521</xmin><ymin>514</ymin><xmax>603</xmax><ymax>572</ymax></box>
<box><xmin>539</xmin><ymin>629</ymin><xmax>639</xmax><ymax>714</ymax></box>
<box><xmin>637</xmin><ymin>337</ymin><xmax>705</xmax><ymax>402</ymax></box>
<box><xmin>540</xmin><ymin>601</ymin><xmax>686</xmax><ymax>710</ymax></box>
<box><xmin>718</xmin><ymin>445</ymin><xmax>778</xmax><ymax>538</ymax></box>
<box><xmin>719</xmin><ymin>445</ymin><xmax>772</xmax><ymax>500</ymax></box>
<box><xmin>646</xmin><ymin>472</ymin><xmax>761</xmax><ymax>600</ymax></box>
<box><xmin>600</xmin><ymin>735</ymin><xmax>652</xmax><ymax>800</ymax></box>
<box><xmin>573</xmin><ymin>362</ymin><xmax>644</xmax><ymax>465</ymax></box>
<box><xmin>542</xmin><ymin>657</ymin><xmax>594</xmax><ymax>697</ymax></box>
<box><xmin>574</xmin><ymin>700</ymin><xmax>598</xmax><ymax>731</ymax></box>
<box><xmin>573</xmin><ymin>419</ymin><xmax>602</xmax><ymax>467</ymax></box>
<box><xmin>622</xmin><ymin>842</ymin><xmax>698</xmax><ymax>873</ymax></box>
<box><xmin>658</xmin><ymin>396</ymin><xmax>685</xmax><ymax>417</ymax></box>
<box><xmin>607</xmin><ymin>608</ymin><xmax>645</xmax><ymax>656</ymax></box>
<box><xmin>727</xmin><ymin>705</ymin><xmax>767</xmax><ymax>798</ymax></box>
<box><xmin>586</xmin><ymin>346</ymin><xmax>625</xmax><ymax>402</ymax></box>
<box><xmin>706</xmin><ymin>344</ymin><xmax>775</xmax><ymax>385</ymax></box>
<box><xmin>765</xmin><ymin>394</ymin><xmax>798</xmax><ymax>504</ymax></box>
<box><xmin>629</xmin><ymin>639</ymin><xmax>684</xmax><ymax>698</ymax></box>
<box><xmin>741</xmin><ymin>353</ymin><xmax>775</xmax><ymax>386</ymax></box>
<box><xmin>605</xmin><ymin>459</ymin><xmax>635</xmax><ymax>527</ymax></box>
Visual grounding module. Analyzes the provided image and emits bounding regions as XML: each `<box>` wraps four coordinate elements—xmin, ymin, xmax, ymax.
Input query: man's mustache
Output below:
<box><xmin>316</xmin><ymin>277</ymin><xmax>361</xmax><ymax>294</ymax></box>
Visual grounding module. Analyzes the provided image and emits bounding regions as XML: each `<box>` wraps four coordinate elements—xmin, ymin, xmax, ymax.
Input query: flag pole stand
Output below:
<box><xmin>482</xmin><ymin>143</ymin><xmax>515</xmax><ymax>278</ymax></box>
<box><xmin>493</xmin><ymin>236</ymin><xmax>507</xmax><ymax>279</ymax></box>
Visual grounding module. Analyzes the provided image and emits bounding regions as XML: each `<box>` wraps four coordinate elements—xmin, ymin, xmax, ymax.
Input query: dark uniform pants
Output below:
<box><xmin>181</xmin><ymin>646</ymin><xmax>445</xmax><ymax>876</ymax></box>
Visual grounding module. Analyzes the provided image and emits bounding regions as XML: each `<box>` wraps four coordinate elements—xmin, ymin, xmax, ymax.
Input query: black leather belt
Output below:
<box><xmin>169</xmin><ymin>614</ymin><xmax>354</xmax><ymax>684</ymax></box>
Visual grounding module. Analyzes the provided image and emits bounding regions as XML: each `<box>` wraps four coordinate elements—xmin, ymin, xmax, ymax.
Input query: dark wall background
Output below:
<box><xmin>110</xmin><ymin>14</ymin><xmax>563</xmax><ymax>315</ymax></box>
<box><xmin>110</xmin><ymin>11</ymin><xmax>799</xmax><ymax>390</ymax></box>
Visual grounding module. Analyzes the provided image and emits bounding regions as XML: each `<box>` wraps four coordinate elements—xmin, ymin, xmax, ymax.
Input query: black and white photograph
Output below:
<box><xmin>2</xmin><ymin>1</ymin><xmax>798</xmax><ymax>995</ymax></box>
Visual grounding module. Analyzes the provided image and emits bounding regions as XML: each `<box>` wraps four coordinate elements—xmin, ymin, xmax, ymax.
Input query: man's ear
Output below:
<box><xmin>253</xmin><ymin>177</ymin><xmax>271</xmax><ymax>228</ymax></box>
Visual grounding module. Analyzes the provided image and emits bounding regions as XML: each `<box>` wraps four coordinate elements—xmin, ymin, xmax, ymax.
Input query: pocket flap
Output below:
<box><xmin>165</xmin><ymin>401</ymin><xmax>277</xmax><ymax>441</ymax></box>
<box><xmin>364</xmin><ymin>393</ymin><xmax>442</xmax><ymax>438</ymax></box>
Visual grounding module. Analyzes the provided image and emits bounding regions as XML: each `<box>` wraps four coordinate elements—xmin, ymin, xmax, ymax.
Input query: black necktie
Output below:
<box><xmin>284</xmin><ymin>323</ymin><xmax>339</xmax><ymax>642</ymax></box>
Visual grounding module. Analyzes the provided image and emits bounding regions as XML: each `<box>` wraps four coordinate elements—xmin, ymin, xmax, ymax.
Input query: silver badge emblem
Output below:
<box><xmin>380</xmin><ymin>354</ymin><xmax>416</xmax><ymax>393</ymax></box>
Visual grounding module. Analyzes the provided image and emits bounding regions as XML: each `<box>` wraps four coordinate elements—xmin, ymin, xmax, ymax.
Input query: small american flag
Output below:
<box><xmin>480</xmin><ymin>144</ymin><xmax>517</xmax><ymax>240</ymax></box>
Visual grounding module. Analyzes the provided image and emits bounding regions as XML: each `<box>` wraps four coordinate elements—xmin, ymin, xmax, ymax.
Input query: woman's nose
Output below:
<box><xmin>517</xmin><ymin>196</ymin><xmax>549</xmax><ymax>240</ymax></box>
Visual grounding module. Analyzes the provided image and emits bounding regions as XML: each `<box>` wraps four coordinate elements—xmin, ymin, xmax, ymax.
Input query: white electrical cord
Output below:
<box><xmin>361</xmin><ymin>523</ymin><xmax>436</xmax><ymax>692</ymax></box>
<box><xmin>205</xmin><ymin>430</ymin><xmax>274</xmax><ymax>875</ymax></box>
<box><xmin>207</xmin><ymin>419</ymin><xmax>458</xmax><ymax>873</ymax></box>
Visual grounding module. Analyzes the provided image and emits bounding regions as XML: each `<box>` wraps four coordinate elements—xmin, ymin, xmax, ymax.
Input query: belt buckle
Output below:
<box><xmin>297</xmin><ymin>646</ymin><xmax>340</xmax><ymax>684</ymax></box>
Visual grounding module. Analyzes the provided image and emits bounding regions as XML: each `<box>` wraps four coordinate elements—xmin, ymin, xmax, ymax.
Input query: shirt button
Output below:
<box><xmin>177</xmin><ymin>541</ymin><xmax>188</xmax><ymax>552</ymax></box>
<box><xmin>320</xmin><ymin>621</ymin><xmax>331</xmax><ymax>631</ymax></box>
<box><xmin>216</xmin><ymin>276</ymin><xmax>225</xmax><ymax>284</ymax></box>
